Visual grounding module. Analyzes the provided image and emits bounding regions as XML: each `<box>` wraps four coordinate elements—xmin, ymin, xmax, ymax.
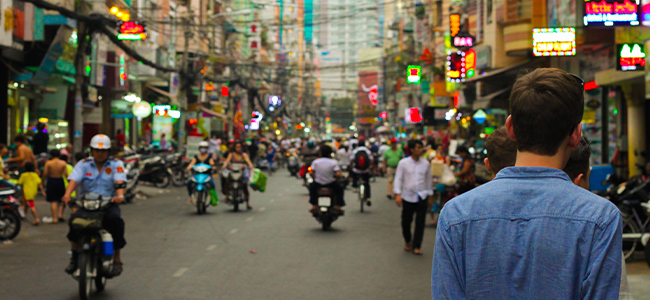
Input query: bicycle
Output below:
<box><xmin>358</xmin><ymin>176</ymin><xmax>370</xmax><ymax>212</ymax></box>
<box><xmin>620</xmin><ymin>199</ymin><xmax>650</xmax><ymax>260</ymax></box>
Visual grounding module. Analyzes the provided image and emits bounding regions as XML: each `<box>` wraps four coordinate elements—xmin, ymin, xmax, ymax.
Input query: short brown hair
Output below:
<box><xmin>509</xmin><ymin>68</ymin><xmax>584</xmax><ymax>155</ymax></box>
<box><xmin>563</xmin><ymin>137</ymin><xmax>591</xmax><ymax>180</ymax></box>
<box><xmin>485</xmin><ymin>126</ymin><xmax>517</xmax><ymax>174</ymax></box>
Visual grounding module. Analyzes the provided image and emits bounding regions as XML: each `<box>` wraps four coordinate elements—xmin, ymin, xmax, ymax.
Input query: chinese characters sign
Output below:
<box><xmin>584</xmin><ymin>0</ymin><xmax>639</xmax><ymax>26</ymax></box>
<box><xmin>446</xmin><ymin>49</ymin><xmax>476</xmax><ymax>82</ymax></box>
<box><xmin>117</xmin><ymin>21</ymin><xmax>147</xmax><ymax>40</ymax></box>
<box><xmin>450</xmin><ymin>14</ymin><xmax>461</xmax><ymax>38</ymax></box>
<box><xmin>407</xmin><ymin>65</ymin><xmax>421</xmax><ymax>84</ymax></box>
<box><xmin>617</xmin><ymin>43</ymin><xmax>646</xmax><ymax>71</ymax></box>
<box><xmin>532</xmin><ymin>27</ymin><xmax>576</xmax><ymax>56</ymax></box>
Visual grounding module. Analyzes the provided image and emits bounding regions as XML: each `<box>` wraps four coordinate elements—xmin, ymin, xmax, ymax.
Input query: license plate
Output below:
<box><xmin>318</xmin><ymin>197</ymin><xmax>331</xmax><ymax>206</ymax></box>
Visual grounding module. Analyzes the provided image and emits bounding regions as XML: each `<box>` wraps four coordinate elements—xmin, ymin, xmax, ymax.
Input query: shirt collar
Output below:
<box><xmin>494</xmin><ymin>167</ymin><xmax>572</xmax><ymax>182</ymax></box>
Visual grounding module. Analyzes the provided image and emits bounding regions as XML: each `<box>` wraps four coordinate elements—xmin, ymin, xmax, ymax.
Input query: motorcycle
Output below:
<box><xmin>0</xmin><ymin>187</ymin><xmax>21</xmax><ymax>240</ymax></box>
<box><xmin>69</xmin><ymin>194</ymin><xmax>116</xmax><ymax>300</ymax></box>
<box><xmin>189</xmin><ymin>163</ymin><xmax>214</xmax><ymax>215</ymax></box>
<box><xmin>339</xmin><ymin>165</ymin><xmax>350</xmax><ymax>189</ymax></box>
<box><xmin>166</xmin><ymin>153</ymin><xmax>189</xmax><ymax>187</ymax></box>
<box><xmin>137</xmin><ymin>156</ymin><xmax>172</xmax><ymax>188</ymax></box>
<box><xmin>122</xmin><ymin>161</ymin><xmax>140</xmax><ymax>203</ymax></box>
<box><xmin>305</xmin><ymin>166</ymin><xmax>315</xmax><ymax>191</ymax></box>
<box><xmin>224</xmin><ymin>163</ymin><xmax>246</xmax><ymax>212</ymax></box>
<box><xmin>312</xmin><ymin>186</ymin><xmax>341</xmax><ymax>230</ymax></box>
<box><xmin>287</xmin><ymin>149</ymin><xmax>300</xmax><ymax>177</ymax></box>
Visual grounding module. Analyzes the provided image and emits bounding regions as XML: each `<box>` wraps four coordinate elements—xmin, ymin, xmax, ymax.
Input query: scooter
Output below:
<box><xmin>0</xmin><ymin>187</ymin><xmax>21</xmax><ymax>240</ymax></box>
<box><xmin>123</xmin><ymin>161</ymin><xmax>140</xmax><ymax>203</ymax></box>
<box><xmin>189</xmin><ymin>163</ymin><xmax>214</xmax><ymax>215</ymax></box>
<box><xmin>137</xmin><ymin>156</ymin><xmax>172</xmax><ymax>188</ymax></box>
<box><xmin>69</xmin><ymin>194</ymin><xmax>116</xmax><ymax>300</ymax></box>
<box><xmin>312</xmin><ymin>186</ymin><xmax>341</xmax><ymax>230</ymax></box>
<box><xmin>224</xmin><ymin>163</ymin><xmax>246</xmax><ymax>212</ymax></box>
<box><xmin>339</xmin><ymin>165</ymin><xmax>350</xmax><ymax>189</ymax></box>
<box><xmin>287</xmin><ymin>149</ymin><xmax>300</xmax><ymax>177</ymax></box>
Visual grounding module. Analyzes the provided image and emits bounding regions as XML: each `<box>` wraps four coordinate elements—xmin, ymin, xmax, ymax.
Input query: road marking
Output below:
<box><xmin>246</xmin><ymin>217</ymin><xmax>254</xmax><ymax>222</ymax></box>
<box><xmin>269</xmin><ymin>199</ymin><xmax>275</xmax><ymax>203</ymax></box>
<box><xmin>173</xmin><ymin>268</ymin><xmax>189</xmax><ymax>277</ymax></box>
<box><xmin>229</xmin><ymin>229</ymin><xmax>238</xmax><ymax>234</ymax></box>
<box><xmin>206</xmin><ymin>245</ymin><xmax>217</xmax><ymax>251</ymax></box>
<box><xmin>259</xmin><ymin>207</ymin><xmax>266</xmax><ymax>211</ymax></box>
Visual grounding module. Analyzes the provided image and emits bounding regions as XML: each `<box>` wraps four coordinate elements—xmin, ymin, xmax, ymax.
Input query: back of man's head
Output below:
<box><xmin>509</xmin><ymin>68</ymin><xmax>584</xmax><ymax>156</ymax></box>
<box><xmin>563</xmin><ymin>137</ymin><xmax>591</xmax><ymax>189</ymax></box>
<box><xmin>320</xmin><ymin>145</ymin><xmax>333</xmax><ymax>158</ymax></box>
<box><xmin>485</xmin><ymin>126</ymin><xmax>517</xmax><ymax>177</ymax></box>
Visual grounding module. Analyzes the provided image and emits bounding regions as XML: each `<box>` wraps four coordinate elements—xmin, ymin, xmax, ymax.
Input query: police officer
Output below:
<box><xmin>62</xmin><ymin>134</ymin><xmax>127</xmax><ymax>277</ymax></box>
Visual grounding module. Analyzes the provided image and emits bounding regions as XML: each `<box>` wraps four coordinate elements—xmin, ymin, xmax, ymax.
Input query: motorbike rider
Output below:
<box><xmin>337</xmin><ymin>141</ymin><xmax>350</xmax><ymax>167</ymax></box>
<box><xmin>308</xmin><ymin>145</ymin><xmax>345</xmax><ymax>214</ymax></box>
<box><xmin>350</xmin><ymin>137</ymin><xmax>373</xmax><ymax>206</ymax></box>
<box><xmin>302</xmin><ymin>141</ymin><xmax>320</xmax><ymax>168</ymax></box>
<box><xmin>62</xmin><ymin>134</ymin><xmax>126</xmax><ymax>277</ymax></box>
<box><xmin>186</xmin><ymin>141</ymin><xmax>216</xmax><ymax>203</ymax></box>
<box><xmin>222</xmin><ymin>141</ymin><xmax>255</xmax><ymax>209</ymax></box>
<box><xmin>369</xmin><ymin>137</ymin><xmax>379</xmax><ymax>176</ymax></box>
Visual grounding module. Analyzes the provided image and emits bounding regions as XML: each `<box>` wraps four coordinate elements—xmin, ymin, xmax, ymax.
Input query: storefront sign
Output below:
<box><xmin>450</xmin><ymin>14</ymin><xmax>461</xmax><ymax>38</ymax></box>
<box><xmin>405</xmin><ymin>107</ymin><xmax>423</xmax><ymax>123</ymax></box>
<box><xmin>617</xmin><ymin>43</ymin><xmax>646</xmax><ymax>70</ymax></box>
<box><xmin>1</xmin><ymin>0</ymin><xmax>13</xmax><ymax>47</ymax></box>
<box><xmin>532</xmin><ymin>27</ymin><xmax>576</xmax><ymax>56</ymax></box>
<box><xmin>452</xmin><ymin>33</ymin><xmax>475</xmax><ymax>48</ymax></box>
<box><xmin>132</xmin><ymin>101</ymin><xmax>152</xmax><ymax>118</ymax></box>
<box><xmin>584</xmin><ymin>0</ymin><xmax>639</xmax><ymax>26</ymax></box>
<box><xmin>153</xmin><ymin>105</ymin><xmax>171</xmax><ymax>117</ymax></box>
<box><xmin>446</xmin><ymin>49</ymin><xmax>476</xmax><ymax>82</ymax></box>
<box><xmin>117</xmin><ymin>21</ymin><xmax>147</xmax><ymax>40</ymax></box>
<box><xmin>407</xmin><ymin>65</ymin><xmax>421</xmax><ymax>84</ymax></box>
<box><xmin>250</xmin><ymin>111</ymin><xmax>263</xmax><ymax>130</ymax></box>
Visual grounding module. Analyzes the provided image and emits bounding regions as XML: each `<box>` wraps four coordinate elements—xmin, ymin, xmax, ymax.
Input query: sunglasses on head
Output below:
<box><xmin>570</xmin><ymin>74</ymin><xmax>585</xmax><ymax>91</ymax></box>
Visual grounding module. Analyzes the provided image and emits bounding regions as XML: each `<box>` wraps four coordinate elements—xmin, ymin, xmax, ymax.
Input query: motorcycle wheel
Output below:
<box><xmin>172</xmin><ymin>169</ymin><xmax>186</xmax><ymax>187</ymax></box>
<box><xmin>622</xmin><ymin>217</ymin><xmax>640</xmax><ymax>260</ymax></box>
<box><xmin>359</xmin><ymin>186</ymin><xmax>365</xmax><ymax>213</ymax></box>
<box><xmin>196</xmin><ymin>191</ymin><xmax>205</xmax><ymax>215</ymax></box>
<box><xmin>0</xmin><ymin>210</ymin><xmax>21</xmax><ymax>240</ymax></box>
<box><xmin>155</xmin><ymin>173</ymin><xmax>171</xmax><ymax>188</ymax></box>
<box><xmin>322</xmin><ymin>217</ymin><xmax>332</xmax><ymax>230</ymax></box>
<box><xmin>95</xmin><ymin>272</ymin><xmax>106</xmax><ymax>292</ymax></box>
<box><xmin>78</xmin><ymin>252</ymin><xmax>94</xmax><ymax>300</ymax></box>
<box><xmin>233</xmin><ymin>191</ymin><xmax>240</xmax><ymax>212</ymax></box>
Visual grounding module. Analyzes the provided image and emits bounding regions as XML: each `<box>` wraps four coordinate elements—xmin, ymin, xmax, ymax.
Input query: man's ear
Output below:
<box><xmin>484</xmin><ymin>158</ymin><xmax>492</xmax><ymax>173</ymax></box>
<box><xmin>568</xmin><ymin>124</ymin><xmax>582</xmax><ymax>150</ymax></box>
<box><xmin>506</xmin><ymin>115</ymin><xmax>517</xmax><ymax>141</ymax></box>
<box><xmin>572</xmin><ymin>173</ymin><xmax>584</xmax><ymax>187</ymax></box>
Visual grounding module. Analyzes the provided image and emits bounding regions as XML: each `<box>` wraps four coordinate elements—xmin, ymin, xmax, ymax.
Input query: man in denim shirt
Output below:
<box><xmin>432</xmin><ymin>68</ymin><xmax>622</xmax><ymax>299</ymax></box>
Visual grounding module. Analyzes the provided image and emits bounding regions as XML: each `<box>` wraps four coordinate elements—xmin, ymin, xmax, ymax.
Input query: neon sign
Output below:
<box><xmin>446</xmin><ymin>49</ymin><xmax>476</xmax><ymax>82</ymax></box>
<box><xmin>450</xmin><ymin>14</ymin><xmax>461</xmax><ymax>38</ymax></box>
<box><xmin>119</xmin><ymin>54</ymin><xmax>126</xmax><ymax>86</ymax></box>
<box><xmin>532</xmin><ymin>28</ymin><xmax>576</xmax><ymax>57</ymax></box>
<box><xmin>117</xmin><ymin>21</ymin><xmax>148</xmax><ymax>40</ymax></box>
<box><xmin>361</xmin><ymin>84</ymin><xmax>379</xmax><ymax>105</ymax></box>
<box><xmin>617</xmin><ymin>43</ymin><xmax>646</xmax><ymax>71</ymax></box>
<box><xmin>453</xmin><ymin>35</ymin><xmax>474</xmax><ymax>48</ymax></box>
<box><xmin>584</xmin><ymin>0</ymin><xmax>640</xmax><ymax>26</ymax></box>
<box><xmin>405</xmin><ymin>108</ymin><xmax>423</xmax><ymax>124</ymax></box>
<box><xmin>407</xmin><ymin>65</ymin><xmax>421</xmax><ymax>84</ymax></box>
<box><xmin>153</xmin><ymin>105</ymin><xmax>171</xmax><ymax>117</ymax></box>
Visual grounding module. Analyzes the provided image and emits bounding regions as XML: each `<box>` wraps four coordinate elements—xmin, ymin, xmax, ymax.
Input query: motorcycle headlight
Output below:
<box><xmin>83</xmin><ymin>200</ymin><xmax>100</xmax><ymax>210</ymax></box>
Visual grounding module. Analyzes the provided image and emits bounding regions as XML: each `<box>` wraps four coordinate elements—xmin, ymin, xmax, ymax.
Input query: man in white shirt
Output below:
<box><xmin>337</xmin><ymin>141</ymin><xmax>351</xmax><ymax>166</ymax></box>
<box><xmin>281</xmin><ymin>138</ymin><xmax>291</xmax><ymax>150</ymax></box>
<box><xmin>394</xmin><ymin>139</ymin><xmax>433</xmax><ymax>256</ymax></box>
<box><xmin>348</xmin><ymin>136</ymin><xmax>359</xmax><ymax>152</ymax></box>
<box><xmin>309</xmin><ymin>145</ymin><xmax>345</xmax><ymax>214</ymax></box>
<box><xmin>349</xmin><ymin>137</ymin><xmax>373</xmax><ymax>206</ymax></box>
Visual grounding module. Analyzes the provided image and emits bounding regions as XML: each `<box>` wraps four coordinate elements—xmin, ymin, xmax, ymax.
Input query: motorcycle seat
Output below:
<box><xmin>622</xmin><ymin>199</ymin><xmax>643</xmax><ymax>206</ymax></box>
<box><xmin>318</xmin><ymin>188</ymin><xmax>333</xmax><ymax>196</ymax></box>
<box><xmin>0</xmin><ymin>188</ymin><xmax>15</xmax><ymax>196</ymax></box>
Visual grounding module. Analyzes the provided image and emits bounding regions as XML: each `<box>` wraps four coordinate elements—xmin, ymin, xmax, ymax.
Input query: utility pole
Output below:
<box><xmin>73</xmin><ymin>3</ymin><xmax>88</xmax><ymax>154</ymax></box>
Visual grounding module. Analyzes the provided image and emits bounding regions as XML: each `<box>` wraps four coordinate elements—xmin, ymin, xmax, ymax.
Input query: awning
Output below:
<box><xmin>199</xmin><ymin>105</ymin><xmax>229</xmax><ymax>120</ymax></box>
<box><xmin>464</xmin><ymin>60</ymin><xmax>532</xmax><ymax>83</ymax></box>
<box><xmin>472</xmin><ymin>87</ymin><xmax>511</xmax><ymax>110</ymax></box>
<box><xmin>595</xmin><ymin>68</ymin><xmax>644</xmax><ymax>86</ymax></box>
<box><xmin>146</xmin><ymin>84</ymin><xmax>180</xmax><ymax>106</ymax></box>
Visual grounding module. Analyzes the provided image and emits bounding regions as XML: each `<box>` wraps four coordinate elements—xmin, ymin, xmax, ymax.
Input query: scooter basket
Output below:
<box><xmin>71</xmin><ymin>211</ymin><xmax>105</xmax><ymax>231</ymax></box>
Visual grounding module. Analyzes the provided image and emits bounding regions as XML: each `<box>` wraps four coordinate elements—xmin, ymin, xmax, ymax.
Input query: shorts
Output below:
<box><xmin>25</xmin><ymin>200</ymin><xmax>35</xmax><ymax>208</ymax></box>
<box><xmin>46</xmin><ymin>178</ymin><xmax>66</xmax><ymax>202</ymax></box>
<box><xmin>387</xmin><ymin>167</ymin><xmax>397</xmax><ymax>182</ymax></box>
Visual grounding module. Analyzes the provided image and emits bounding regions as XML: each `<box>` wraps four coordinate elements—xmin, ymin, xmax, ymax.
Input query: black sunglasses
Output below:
<box><xmin>570</xmin><ymin>74</ymin><xmax>585</xmax><ymax>91</ymax></box>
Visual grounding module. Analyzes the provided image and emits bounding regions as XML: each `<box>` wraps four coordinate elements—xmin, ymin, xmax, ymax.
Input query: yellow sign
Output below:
<box><xmin>4</xmin><ymin>8</ymin><xmax>13</xmax><ymax>31</ymax></box>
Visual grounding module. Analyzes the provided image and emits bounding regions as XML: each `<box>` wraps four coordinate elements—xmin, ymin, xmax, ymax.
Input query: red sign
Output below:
<box><xmin>379</xmin><ymin>112</ymin><xmax>388</xmax><ymax>119</ymax></box>
<box><xmin>358</xmin><ymin>71</ymin><xmax>379</xmax><ymax>125</ymax></box>
<box><xmin>405</xmin><ymin>108</ymin><xmax>423</xmax><ymax>123</ymax></box>
<box><xmin>120</xmin><ymin>21</ymin><xmax>145</xmax><ymax>34</ymax></box>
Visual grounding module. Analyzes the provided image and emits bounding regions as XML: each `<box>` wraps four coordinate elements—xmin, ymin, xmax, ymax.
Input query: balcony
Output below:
<box><xmin>502</xmin><ymin>0</ymin><xmax>532</xmax><ymax>25</ymax></box>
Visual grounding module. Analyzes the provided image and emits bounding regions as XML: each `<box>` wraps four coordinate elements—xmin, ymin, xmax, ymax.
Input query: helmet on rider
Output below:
<box><xmin>307</xmin><ymin>141</ymin><xmax>316</xmax><ymax>149</ymax></box>
<box><xmin>342</xmin><ymin>141</ymin><xmax>349</xmax><ymax>148</ymax></box>
<box><xmin>89</xmin><ymin>134</ymin><xmax>111</xmax><ymax>164</ymax></box>
<box><xmin>369</xmin><ymin>137</ymin><xmax>377</xmax><ymax>144</ymax></box>
<box><xmin>199</xmin><ymin>141</ymin><xmax>209</xmax><ymax>154</ymax></box>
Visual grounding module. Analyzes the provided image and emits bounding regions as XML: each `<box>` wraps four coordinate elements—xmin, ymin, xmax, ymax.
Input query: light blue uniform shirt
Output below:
<box><xmin>432</xmin><ymin>167</ymin><xmax>622</xmax><ymax>300</ymax></box>
<box><xmin>68</xmin><ymin>158</ymin><xmax>127</xmax><ymax>198</ymax></box>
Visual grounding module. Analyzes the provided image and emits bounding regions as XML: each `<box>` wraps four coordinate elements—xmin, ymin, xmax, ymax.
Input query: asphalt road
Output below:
<box><xmin>1</xmin><ymin>170</ymin><xmax>436</xmax><ymax>300</ymax></box>
<box><xmin>2</xmin><ymin>169</ymin><xmax>649</xmax><ymax>299</ymax></box>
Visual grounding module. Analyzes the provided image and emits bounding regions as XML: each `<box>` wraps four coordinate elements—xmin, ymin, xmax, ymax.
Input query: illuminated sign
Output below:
<box><xmin>584</xmin><ymin>0</ymin><xmax>639</xmax><ymax>26</ymax></box>
<box><xmin>450</xmin><ymin>14</ymin><xmax>461</xmax><ymax>38</ymax></box>
<box><xmin>405</xmin><ymin>107</ymin><xmax>423</xmax><ymax>123</ymax></box>
<box><xmin>269</xmin><ymin>95</ymin><xmax>282</xmax><ymax>106</ymax></box>
<box><xmin>361</xmin><ymin>84</ymin><xmax>379</xmax><ymax>105</ymax></box>
<box><xmin>124</xmin><ymin>93</ymin><xmax>141</xmax><ymax>103</ymax></box>
<box><xmin>617</xmin><ymin>43</ymin><xmax>646</xmax><ymax>71</ymax></box>
<box><xmin>452</xmin><ymin>32</ymin><xmax>474</xmax><ymax>48</ymax></box>
<box><xmin>119</xmin><ymin>54</ymin><xmax>126</xmax><ymax>87</ymax></box>
<box><xmin>446</xmin><ymin>49</ymin><xmax>476</xmax><ymax>83</ymax></box>
<box><xmin>168</xmin><ymin>110</ymin><xmax>181</xmax><ymax>119</ymax></box>
<box><xmin>407</xmin><ymin>65</ymin><xmax>421</xmax><ymax>84</ymax></box>
<box><xmin>532</xmin><ymin>28</ymin><xmax>576</xmax><ymax>57</ymax></box>
<box><xmin>117</xmin><ymin>21</ymin><xmax>148</xmax><ymax>40</ymax></box>
<box><xmin>132</xmin><ymin>101</ymin><xmax>152</xmax><ymax>118</ymax></box>
<box><xmin>153</xmin><ymin>105</ymin><xmax>171</xmax><ymax>117</ymax></box>
<box><xmin>221</xmin><ymin>86</ymin><xmax>229</xmax><ymax>96</ymax></box>
<box><xmin>250</xmin><ymin>111</ymin><xmax>263</xmax><ymax>130</ymax></box>
<box><xmin>205</xmin><ymin>82</ymin><xmax>215</xmax><ymax>91</ymax></box>
<box><xmin>379</xmin><ymin>111</ymin><xmax>388</xmax><ymax>119</ymax></box>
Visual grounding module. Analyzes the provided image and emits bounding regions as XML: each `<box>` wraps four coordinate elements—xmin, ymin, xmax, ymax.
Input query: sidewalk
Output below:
<box><xmin>627</xmin><ymin>260</ymin><xmax>650</xmax><ymax>298</ymax></box>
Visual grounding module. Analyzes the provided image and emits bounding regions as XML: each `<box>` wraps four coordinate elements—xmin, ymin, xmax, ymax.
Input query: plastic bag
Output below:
<box><xmin>209</xmin><ymin>188</ymin><xmax>219</xmax><ymax>206</ymax></box>
<box><xmin>249</xmin><ymin>168</ymin><xmax>267</xmax><ymax>192</ymax></box>
<box><xmin>440</xmin><ymin>164</ymin><xmax>456</xmax><ymax>186</ymax></box>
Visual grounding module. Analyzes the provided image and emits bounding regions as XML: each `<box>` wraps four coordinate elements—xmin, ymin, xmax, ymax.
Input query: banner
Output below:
<box><xmin>358</xmin><ymin>71</ymin><xmax>378</xmax><ymax>125</ymax></box>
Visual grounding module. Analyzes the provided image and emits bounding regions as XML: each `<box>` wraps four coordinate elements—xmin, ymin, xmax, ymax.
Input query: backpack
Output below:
<box><xmin>354</xmin><ymin>150</ymin><xmax>370</xmax><ymax>170</ymax></box>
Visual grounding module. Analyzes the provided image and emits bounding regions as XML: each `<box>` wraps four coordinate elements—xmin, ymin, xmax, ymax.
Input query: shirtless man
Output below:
<box><xmin>6</xmin><ymin>135</ymin><xmax>37</xmax><ymax>174</ymax></box>
<box><xmin>42</xmin><ymin>149</ymin><xmax>68</xmax><ymax>223</ymax></box>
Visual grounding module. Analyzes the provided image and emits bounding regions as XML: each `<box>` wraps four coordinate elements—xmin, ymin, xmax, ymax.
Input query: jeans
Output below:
<box><xmin>309</xmin><ymin>182</ymin><xmax>345</xmax><ymax>207</ymax></box>
<box><xmin>67</xmin><ymin>205</ymin><xmax>126</xmax><ymax>249</ymax></box>
<box><xmin>351</xmin><ymin>172</ymin><xmax>371</xmax><ymax>198</ymax></box>
<box><xmin>401</xmin><ymin>198</ymin><xmax>428</xmax><ymax>249</ymax></box>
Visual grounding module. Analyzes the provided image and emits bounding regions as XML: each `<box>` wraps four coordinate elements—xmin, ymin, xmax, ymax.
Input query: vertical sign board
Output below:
<box><xmin>450</xmin><ymin>14</ymin><xmax>461</xmax><ymax>38</ymax></box>
<box><xmin>617</xmin><ymin>43</ymin><xmax>646</xmax><ymax>71</ymax></box>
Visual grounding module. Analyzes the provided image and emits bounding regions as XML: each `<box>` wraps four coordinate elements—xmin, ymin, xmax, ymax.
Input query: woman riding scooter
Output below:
<box><xmin>222</xmin><ymin>141</ymin><xmax>255</xmax><ymax>210</ymax></box>
<box><xmin>186</xmin><ymin>142</ymin><xmax>216</xmax><ymax>204</ymax></box>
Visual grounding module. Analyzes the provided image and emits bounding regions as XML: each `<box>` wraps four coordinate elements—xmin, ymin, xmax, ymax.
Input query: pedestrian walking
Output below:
<box><xmin>160</xmin><ymin>133</ymin><xmax>169</xmax><ymax>150</ymax></box>
<box><xmin>7</xmin><ymin>135</ymin><xmax>37</xmax><ymax>174</ymax></box>
<box><xmin>453</xmin><ymin>146</ymin><xmax>475</xmax><ymax>194</ymax></box>
<box><xmin>382</xmin><ymin>138</ymin><xmax>404</xmax><ymax>199</ymax></box>
<box><xmin>42</xmin><ymin>149</ymin><xmax>68</xmax><ymax>223</ymax></box>
<box><xmin>0</xmin><ymin>144</ymin><xmax>15</xmax><ymax>188</ymax></box>
<box><xmin>431</xmin><ymin>68</ymin><xmax>622</xmax><ymax>299</ymax></box>
<box><xmin>393</xmin><ymin>139</ymin><xmax>433</xmax><ymax>256</ymax></box>
<box><xmin>18</xmin><ymin>162</ymin><xmax>44</xmax><ymax>226</ymax></box>
<box><xmin>115</xmin><ymin>129</ymin><xmax>126</xmax><ymax>150</ymax></box>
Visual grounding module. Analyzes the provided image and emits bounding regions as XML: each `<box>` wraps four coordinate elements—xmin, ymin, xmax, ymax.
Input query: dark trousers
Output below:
<box><xmin>67</xmin><ymin>206</ymin><xmax>126</xmax><ymax>249</ymax></box>
<box><xmin>401</xmin><ymin>198</ymin><xmax>428</xmax><ymax>249</ymax></box>
<box><xmin>351</xmin><ymin>172</ymin><xmax>371</xmax><ymax>198</ymax></box>
<box><xmin>309</xmin><ymin>182</ymin><xmax>345</xmax><ymax>207</ymax></box>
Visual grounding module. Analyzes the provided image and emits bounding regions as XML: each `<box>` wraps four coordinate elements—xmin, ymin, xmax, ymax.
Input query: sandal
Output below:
<box><xmin>108</xmin><ymin>261</ymin><xmax>123</xmax><ymax>278</ymax></box>
<box><xmin>413</xmin><ymin>249</ymin><xmax>423</xmax><ymax>255</ymax></box>
<box><xmin>404</xmin><ymin>243</ymin><xmax>412</xmax><ymax>252</ymax></box>
<box><xmin>246</xmin><ymin>205</ymin><xmax>253</xmax><ymax>210</ymax></box>
<box><xmin>32</xmin><ymin>220</ymin><xmax>40</xmax><ymax>226</ymax></box>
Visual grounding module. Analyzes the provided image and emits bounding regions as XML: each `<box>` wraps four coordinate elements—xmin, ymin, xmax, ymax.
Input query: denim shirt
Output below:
<box><xmin>432</xmin><ymin>167</ymin><xmax>622</xmax><ymax>300</ymax></box>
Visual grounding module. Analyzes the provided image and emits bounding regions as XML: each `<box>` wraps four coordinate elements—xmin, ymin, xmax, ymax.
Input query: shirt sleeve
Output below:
<box><xmin>581</xmin><ymin>211</ymin><xmax>622</xmax><ymax>300</ymax></box>
<box><xmin>17</xmin><ymin>174</ymin><xmax>24</xmax><ymax>185</ymax></box>
<box><xmin>333</xmin><ymin>162</ymin><xmax>340</xmax><ymax>172</ymax></box>
<box><xmin>68</xmin><ymin>161</ymin><xmax>85</xmax><ymax>183</ymax></box>
<box><xmin>431</xmin><ymin>216</ymin><xmax>466</xmax><ymax>299</ymax></box>
<box><xmin>112</xmin><ymin>160</ymin><xmax>128</xmax><ymax>183</ymax></box>
<box><xmin>393</xmin><ymin>160</ymin><xmax>404</xmax><ymax>195</ymax></box>
<box><xmin>35</xmin><ymin>174</ymin><xmax>41</xmax><ymax>185</ymax></box>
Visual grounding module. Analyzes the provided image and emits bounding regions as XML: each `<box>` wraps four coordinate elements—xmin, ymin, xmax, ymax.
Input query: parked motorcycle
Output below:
<box><xmin>312</xmin><ymin>186</ymin><xmax>341</xmax><ymax>230</ymax></box>
<box><xmin>137</xmin><ymin>156</ymin><xmax>172</xmax><ymax>188</ymax></box>
<box><xmin>225</xmin><ymin>163</ymin><xmax>246</xmax><ymax>212</ymax></box>
<box><xmin>166</xmin><ymin>153</ymin><xmax>189</xmax><ymax>187</ymax></box>
<box><xmin>0</xmin><ymin>187</ymin><xmax>21</xmax><ymax>240</ymax></box>
<box><xmin>69</xmin><ymin>194</ymin><xmax>116</xmax><ymax>300</ymax></box>
<box><xmin>189</xmin><ymin>163</ymin><xmax>214</xmax><ymax>215</ymax></box>
<box><xmin>123</xmin><ymin>161</ymin><xmax>140</xmax><ymax>204</ymax></box>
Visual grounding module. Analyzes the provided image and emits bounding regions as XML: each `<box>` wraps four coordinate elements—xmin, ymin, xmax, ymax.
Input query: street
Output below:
<box><xmin>1</xmin><ymin>171</ymin><xmax>437</xmax><ymax>300</ymax></box>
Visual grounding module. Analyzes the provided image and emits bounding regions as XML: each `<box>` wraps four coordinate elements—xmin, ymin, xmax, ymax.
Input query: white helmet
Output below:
<box><xmin>90</xmin><ymin>134</ymin><xmax>111</xmax><ymax>150</ymax></box>
<box><xmin>369</xmin><ymin>137</ymin><xmax>377</xmax><ymax>143</ymax></box>
<box><xmin>199</xmin><ymin>141</ymin><xmax>209</xmax><ymax>148</ymax></box>
<box><xmin>342</xmin><ymin>141</ymin><xmax>349</xmax><ymax>147</ymax></box>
